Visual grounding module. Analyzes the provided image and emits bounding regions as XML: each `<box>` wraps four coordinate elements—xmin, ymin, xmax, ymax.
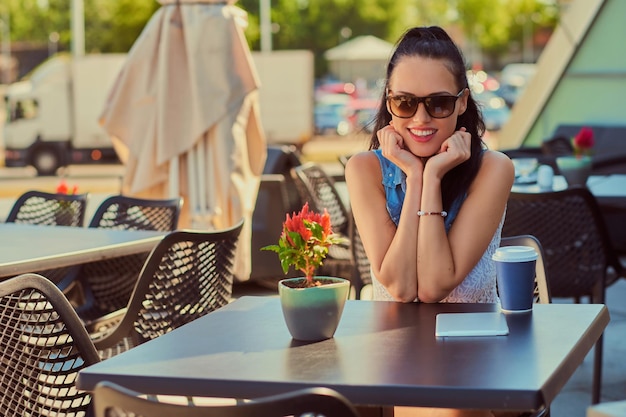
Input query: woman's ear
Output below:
<box><xmin>458</xmin><ymin>88</ymin><xmax>469</xmax><ymax>116</ymax></box>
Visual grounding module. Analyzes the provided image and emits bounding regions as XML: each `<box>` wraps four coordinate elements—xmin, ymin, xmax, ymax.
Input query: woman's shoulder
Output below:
<box><xmin>345</xmin><ymin>150</ymin><xmax>379</xmax><ymax>173</ymax></box>
<box><xmin>481</xmin><ymin>149</ymin><xmax>515</xmax><ymax>172</ymax></box>
<box><xmin>345</xmin><ymin>150</ymin><xmax>383</xmax><ymax>184</ymax></box>
<box><xmin>474</xmin><ymin>149</ymin><xmax>515</xmax><ymax>188</ymax></box>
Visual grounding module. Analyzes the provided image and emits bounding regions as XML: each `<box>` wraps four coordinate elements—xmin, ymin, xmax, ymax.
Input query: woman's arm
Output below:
<box><xmin>346</xmin><ymin>151</ymin><xmax>424</xmax><ymax>302</ymax></box>
<box><xmin>416</xmin><ymin>150</ymin><xmax>514</xmax><ymax>302</ymax></box>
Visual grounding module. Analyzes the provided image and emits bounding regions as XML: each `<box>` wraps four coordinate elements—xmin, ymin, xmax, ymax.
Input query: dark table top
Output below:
<box><xmin>77</xmin><ymin>296</ymin><xmax>609</xmax><ymax>411</ymax></box>
<box><xmin>0</xmin><ymin>223</ymin><xmax>166</xmax><ymax>278</ymax></box>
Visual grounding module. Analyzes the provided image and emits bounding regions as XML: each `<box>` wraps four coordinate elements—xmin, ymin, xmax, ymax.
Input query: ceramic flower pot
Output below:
<box><xmin>278</xmin><ymin>276</ymin><xmax>350</xmax><ymax>342</ymax></box>
<box><xmin>556</xmin><ymin>156</ymin><xmax>592</xmax><ymax>187</ymax></box>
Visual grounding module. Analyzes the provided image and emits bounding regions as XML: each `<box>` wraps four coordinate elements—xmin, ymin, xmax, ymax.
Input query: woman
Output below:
<box><xmin>345</xmin><ymin>26</ymin><xmax>515</xmax><ymax>417</ymax></box>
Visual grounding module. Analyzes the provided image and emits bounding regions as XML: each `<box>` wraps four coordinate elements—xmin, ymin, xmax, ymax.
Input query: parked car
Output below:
<box><xmin>475</xmin><ymin>91</ymin><xmax>510</xmax><ymax>131</ymax></box>
<box><xmin>314</xmin><ymin>103</ymin><xmax>350</xmax><ymax>135</ymax></box>
<box><xmin>345</xmin><ymin>98</ymin><xmax>379</xmax><ymax>134</ymax></box>
<box><xmin>499</xmin><ymin>63</ymin><xmax>537</xmax><ymax>108</ymax></box>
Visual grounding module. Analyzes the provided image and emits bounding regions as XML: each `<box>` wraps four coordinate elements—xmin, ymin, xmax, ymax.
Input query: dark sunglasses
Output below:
<box><xmin>386</xmin><ymin>89</ymin><xmax>465</xmax><ymax>119</ymax></box>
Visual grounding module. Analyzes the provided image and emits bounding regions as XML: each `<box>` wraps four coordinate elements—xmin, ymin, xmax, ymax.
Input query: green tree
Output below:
<box><xmin>3</xmin><ymin>0</ymin><xmax>559</xmax><ymax>75</ymax></box>
<box><xmin>238</xmin><ymin>0</ymin><xmax>410</xmax><ymax>76</ymax></box>
<box><xmin>85</xmin><ymin>0</ymin><xmax>159</xmax><ymax>53</ymax></box>
<box><xmin>455</xmin><ymin>0</ymin><xmax>559</xmax><ymax>68</ymax></box>
<box><xmin>5</xmin><ymin>0</ymin><xmax>158</xmax><ymax>53</ymax></box>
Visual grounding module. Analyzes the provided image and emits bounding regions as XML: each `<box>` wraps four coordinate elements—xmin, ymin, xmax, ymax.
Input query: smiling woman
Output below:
<box><xmin>345</xmin><ymin>26</ymin><xmax>515</xmax><ymax>417</ymax></box>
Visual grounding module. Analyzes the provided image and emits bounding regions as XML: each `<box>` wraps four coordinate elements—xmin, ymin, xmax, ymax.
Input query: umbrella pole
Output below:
<box><xmin>169</xmin><ymin>157</ymin><xmax>179</xmax><ymax>200</ymax></box>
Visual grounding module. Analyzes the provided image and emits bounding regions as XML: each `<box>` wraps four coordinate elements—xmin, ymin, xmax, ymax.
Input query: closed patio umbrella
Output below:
<box><xmin>99</xmin><ymin>0</ymin><xmax>266</xmax><ymax>281</ymax></box>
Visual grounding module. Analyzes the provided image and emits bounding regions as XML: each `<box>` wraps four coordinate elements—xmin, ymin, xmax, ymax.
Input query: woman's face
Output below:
<box><xmin>387</xmin><ymin>55</ymin><xmax>468</xmax><ymax>158</ymax></box>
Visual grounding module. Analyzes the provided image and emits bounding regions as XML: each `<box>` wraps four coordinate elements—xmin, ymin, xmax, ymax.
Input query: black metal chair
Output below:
<box><xmin>500</xmin><ymin>234</ymin><xmax>551</xmax><ymax>304</ymax></box>
<box><xmin>349</xmin><ymin>217</ymin><xmax>371</xmax><ymax>300</ymax></box>
<box><xmin>502</xmin><ymin>187</ymin><xmax>625</xmax><ymax>404</ymax></box>
<box><xmin>73</xmin><ymin>195</ymin><xmax>183</xmax><ymax>321</ymax></box>
<box><xmin>88</xmin><ymin>219</ymin><xmax>244</xmax><ymax>360</ymax></box>
<box><xmin>251</xmin><ymin>146</ymin><xmax>304</xmax><ymax>286</ymax></box>
<box><xmin>0</xmin><ymin>273</ymin><xmax>101</xmax><ymax>415</ymax></box>
<box><xmin>92</xmin><ymin>381</ymin><xmax>360</xmax><ymax>417</ymax></box>
<box><xmin>5</xmin><ymin>190</ymin><xmax>90</xmax><ymax>292</ymax></box>
<box><xmin>290</xmin><ymin>163</ymin><xmax>354</xmax><ymax>288</ymax></box>
<box><xmin>87</xmin><ymin>195</ymin><xmax>182</xmax><ymax>231</ymax></box>
<box><xmin>5</xmin><ymin>189</ymin><xmax>89</xmax><ymax>226</ymax></box>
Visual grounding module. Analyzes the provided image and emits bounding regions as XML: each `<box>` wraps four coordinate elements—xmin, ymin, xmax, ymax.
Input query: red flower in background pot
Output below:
<box><xmin>262</xmin><ymin>202</ymin><xmax>348</xmax><ymax>287</ymax></box>
<box><xmin>573</xmin><ymin>126</ymin><xmax>594</xmax><ymax>159</ymax></box>
<box><xmin>56</xmin><ymin>179</ymin><xmax>79</xmax><ymax>195</ymax></box>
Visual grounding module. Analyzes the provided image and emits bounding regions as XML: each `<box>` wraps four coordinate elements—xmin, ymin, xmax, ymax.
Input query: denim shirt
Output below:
<box><xmin>373</xmin><ymin>149</ymin><xmax>464</xmax><ymax>229</ymax></box>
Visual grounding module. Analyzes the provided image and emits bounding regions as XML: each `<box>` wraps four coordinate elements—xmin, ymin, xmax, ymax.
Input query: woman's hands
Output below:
<box><xmin>426</xmin><ymin>127</ymin><xmax>471</xmax><ymax>179</ymax></box>
<box><xmin>377</xmin><ymin>123</ymin><xmax>424</xmax><ymax>177</ymax></box>
<box><xmin>377</xmin><ymin>123</ymin><xmax>472</xmax><ymax>180</ymax></box>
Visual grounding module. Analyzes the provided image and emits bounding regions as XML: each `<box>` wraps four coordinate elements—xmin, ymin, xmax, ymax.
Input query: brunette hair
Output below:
<box><xmin>369</xmin><ymin>26</ymin><xmax>486</xmax><ymax>211</ymax></box>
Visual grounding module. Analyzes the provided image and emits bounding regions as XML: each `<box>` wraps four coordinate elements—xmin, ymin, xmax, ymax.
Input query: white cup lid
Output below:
<box><xmin>492</xmin><ymin>246</ymin><xmax>538</xmax><ymax>262</ymax></box>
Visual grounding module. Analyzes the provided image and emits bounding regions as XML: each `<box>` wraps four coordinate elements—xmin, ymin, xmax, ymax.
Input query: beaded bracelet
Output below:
<box><xmin>417</xmin><ymin>210</ymin><xmax>448</xmax><ymax>217</ymax></box>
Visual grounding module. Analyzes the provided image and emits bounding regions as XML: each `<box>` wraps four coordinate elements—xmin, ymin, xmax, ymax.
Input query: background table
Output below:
<box><xmin>77</xmin><ymin>296</ymin><xmax>609</xmax><ymax>413</ymax></box>
<box><xmin>0</xmin><ymin>223</ymin><xmax>166</xmax><ymax>278</ymax></box>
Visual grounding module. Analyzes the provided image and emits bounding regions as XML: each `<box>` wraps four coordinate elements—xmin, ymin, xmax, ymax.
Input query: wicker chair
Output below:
<box><xmin>290</xmin><ymin>163</ymin><xmax>354</xmax><ymax>287</ymax></box>
<box><xmin>5</xmin><ymin>190</ymin><xmax>90</xmax><ymax>292</ymax></box>
<box><xmin>5</xmin><ymin>189</ymin><xmax>89</xmax><ymax>226</ymax></box>
<box><xmin>349</xmin><ymin>218</ymin><xmax>371</xmax><ymax>300</ymax></box>
<box><xmin>88</xmin><ymin>219</ymin><xmax>244</xmax><ymax>360</ymax></box>
<box><xmin>92</xmin><ymin>381</ymin><xmax>360</xmax><ymax>417</ymax></box>
<box><xmin>0</xmin><ymin>273</ymin><xmax>101</xmax><ymax>415</ymax></box>
<box><xmin>73</xmin><ymin>195</ymin><xmax>182</xmax><ymax>321</ymax></box>
<box><xmin>502</xmin><ymin>186</ymin><xmax>625</xmax><ymax>404</ymax></box>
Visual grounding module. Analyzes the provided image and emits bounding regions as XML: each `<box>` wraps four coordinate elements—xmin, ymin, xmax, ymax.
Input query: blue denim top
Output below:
<box><xmin>373</xmin><ymin>149</ymin><xmax>465</xmax><ymax>230</ymax></box>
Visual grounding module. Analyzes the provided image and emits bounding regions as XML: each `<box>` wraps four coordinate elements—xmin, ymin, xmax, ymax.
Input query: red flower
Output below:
<box><xmin>573</xmin><ymin>127</ymin><xmax>594</xmax><ymax>158</ymax></box>
<box><xmin>56</xmin><ymin>179</ymin><xmax>78</xmax><ymax>195</ymax></box>
<box><xmin>262</xmin><ymin>202</ymin><xmax>347</xmax><ymax>284</ymax></box>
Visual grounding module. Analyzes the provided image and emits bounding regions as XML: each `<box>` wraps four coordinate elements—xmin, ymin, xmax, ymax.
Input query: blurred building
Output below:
<box><xmin>500</xmin><ymin>0</ymin><xmax>626</xmax><ymax>154</ymax></box>
<box><xmin>324</xmin><ymin>35</ymin><xmax>393</xmax><ymax>87</ymax></box>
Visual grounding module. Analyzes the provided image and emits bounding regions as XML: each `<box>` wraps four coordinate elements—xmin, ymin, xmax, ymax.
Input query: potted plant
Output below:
<box><xmin>262</xmin><ymin>202</ymin><xmax>350</xmax><ymax>341</ymax></box>
<box><xmin>556</xmin><ymin>126</ymin><xmax>594</xmax><ymax>186</ymax></box>
<box><xmin>55</xmin><ymin>179</ymin><xmax>79</xmax><ymax>225</ymax></box>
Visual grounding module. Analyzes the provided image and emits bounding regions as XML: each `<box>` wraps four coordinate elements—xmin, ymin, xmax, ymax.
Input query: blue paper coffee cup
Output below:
<box><xmin>492</xmin><ymin>246</ymin><xmax>538</xmax><ymax>313</ymax></box>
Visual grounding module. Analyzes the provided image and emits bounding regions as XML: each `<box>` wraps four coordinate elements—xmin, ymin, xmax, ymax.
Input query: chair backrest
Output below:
<box><xmin>5</xmin><ymin>190</ymin><xmax>89</xmax><ymax>226</ymax></box>
<box><xmin>541</xmin><ymin>135</ymin><xmax>574</xmax><ymax>156</ymax></box>
<box><xmin>263</xmin><ymin>145</ymin><xmax>302</xmax><ymax>176</ymax></box>
<box><xmin>4</xmin><ymin>190</ymin><xmax>89</xmax><ymax>290</ymax></box>
<box><xmin>290</xmin><ymin>163</ymin><xmax>354</xmax><ymax>284</ymax></box>
<box><xmin>349</xmin><ymin>218</ymin><xmax>371</xmax><ymax>299</ymax></box>
<box><xmin>92</xmin><ymin>219</ymin><xmax>244</xmax><ymax>357</ymax></box>
<box><xmin>93</xmin><ymin>381</ymin><xmax>360</xmax><ymax>417</ymax></box>
<box><xmin>500</xmin><ymin>234</ymin><xmax>551</xmax><ymax>304</ymax></box>
<box><xmin>502</xmin><ymin>187</ymin><xmax>617</xmax><ymax>303</ymax></box>
<box><xmin>74</xmin><ymin>195</ymin><xmax>183</xmax><ymax>321</ymax></box>
<box><xmin>87</xmin><ymin>195</ymin><xmax>182</xmax><ymax>231</ymax></box>
<box><xmin>0</xmin><ymin>273</ymin><xmax>101</xmax><ymax>415</ymax></box>
<box><xmin>290</xmin><ymin>162</ymin><xmax>351</xmax><ymax>238</ymax></box>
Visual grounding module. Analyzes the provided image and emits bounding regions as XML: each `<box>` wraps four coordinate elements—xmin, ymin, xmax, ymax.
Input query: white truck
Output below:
<box><xmin>3</xmin><ymin>54</ymin><xmax>127</xmax><ymax>175</ymax></box>
<box><xmin>251</xmin><ymin>50</ymin><xmax>314</xmax><ymax>146</ymax></box>
<box><xmin>3</xmin><ymin>50</ymin><xmax>314</xmax><ymax>176</ymax></box>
